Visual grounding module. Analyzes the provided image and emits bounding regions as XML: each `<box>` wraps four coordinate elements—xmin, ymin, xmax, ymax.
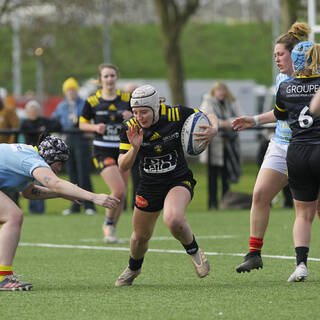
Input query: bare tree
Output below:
<box><xmin>280</xmin><ymin>0</ymin><xmax>305</xmax><ymax>33</ymax></box>
<box><xmin>154</xmin><ymin>0</ymin><xmax>199</xmax><ymax>106</ymax></box>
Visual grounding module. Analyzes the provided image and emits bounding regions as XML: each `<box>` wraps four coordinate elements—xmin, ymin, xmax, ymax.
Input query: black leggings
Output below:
<box><xmin>208</xmin><ymin>165</ymin><xmax>229</xmax><ymax>209</ymax></box>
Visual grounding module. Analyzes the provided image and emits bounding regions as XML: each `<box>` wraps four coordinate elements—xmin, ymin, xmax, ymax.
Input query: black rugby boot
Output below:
<box><xmin>236</xmin><ymin>251</ymin><xmax>263</xmax><ymax>273</ymax></box>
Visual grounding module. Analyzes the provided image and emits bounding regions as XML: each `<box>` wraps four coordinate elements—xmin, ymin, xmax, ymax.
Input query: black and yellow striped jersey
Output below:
<box><xmin>79</xmin><ymin>89</ymin><xmax>131</xmax><ymax>148</ymax></box>
<box><xmin>119</xmin><ymin>104</ymin><xmax>200</xmax><ymax>183</ymax></box>
<box><xmin>274</xmin><ymin>75</ymin><xmax>320</xmax><ymax>145</ymax></box>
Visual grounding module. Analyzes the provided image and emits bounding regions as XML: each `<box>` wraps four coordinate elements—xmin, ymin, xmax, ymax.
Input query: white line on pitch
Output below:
<box><xmin>19</xmin><ymin>242</ymin><xmax>320</xmax><ymax>262</ymax></box>
<box><xmin>79</xmin><ymin>235</ymin><xmax>236</xmax><ymax>242</ymax></box>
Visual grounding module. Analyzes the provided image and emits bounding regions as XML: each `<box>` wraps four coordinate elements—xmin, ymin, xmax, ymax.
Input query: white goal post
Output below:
<box><xmin>308</xmin><ymin>0</ymin><xmax>320</xmax><ymax>42</ymax></box>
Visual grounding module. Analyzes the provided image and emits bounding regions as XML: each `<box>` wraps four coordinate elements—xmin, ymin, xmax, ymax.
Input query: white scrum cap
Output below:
<box><xmin>130</xmin><ymin>85</ymin><xmax>160</xmax><ymax>123</ymax></box>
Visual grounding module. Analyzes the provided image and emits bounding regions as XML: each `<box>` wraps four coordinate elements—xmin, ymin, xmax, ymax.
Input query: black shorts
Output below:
<box><xmin>287</xmin><ymin>144</ymin><xmax>320</xmax><ymax>201</ymax></box>
<box><xmin>93</xmin><ymin>146</ymin><xmax>119</xmax><ymax>172</ymax></box>
<box><xmin>134</xmin><ymin>174</ymin><xmax>196</xmax><ymax>212</ymax></box>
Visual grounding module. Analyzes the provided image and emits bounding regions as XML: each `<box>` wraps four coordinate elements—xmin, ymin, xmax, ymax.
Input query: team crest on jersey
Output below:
<box><xmin>109</xmin><ymin>104</ymin><xmax>117</xmax><ymax>111</ymax></box>
<box><xmin>103</xmin><ymin>157</ymin><xmax>116</xmax><ymax>166</ymax></box>
<box><xmin>135</xmin><ymin>195</ymin><xmax>148</xmax><ymax>208</ymax></box>
<box><xmin>154</xmin><ymin>144</ymin><xmax>162</xmax><ymax>153</ymax></box>
<box><xmin>150</xmin><ymin>132</ymin><xmax>161</xmax><ymax>141</ymax></box>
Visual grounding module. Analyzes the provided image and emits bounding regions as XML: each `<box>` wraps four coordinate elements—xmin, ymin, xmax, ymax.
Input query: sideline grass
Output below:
<box><xmin>3</xmin><ymin>208</ymin><xmax>320</xmax><ymax>320</ymax></box>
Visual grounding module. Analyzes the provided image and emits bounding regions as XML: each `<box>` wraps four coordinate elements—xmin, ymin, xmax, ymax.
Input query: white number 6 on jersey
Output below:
<box><xmin>298</xmin><ymin>106</ymin><xmax>313</xmax><ymax>128</ymax></box>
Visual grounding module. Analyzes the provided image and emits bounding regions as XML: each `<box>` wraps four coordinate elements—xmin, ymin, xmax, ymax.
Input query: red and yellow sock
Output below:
<box><xmin>249</xmin><ymin>237</ymin><xmax>263</xmax><ymax>252</ymax></box>
<box><xmin>0</xmin><ymin>265</ymin><xmax>13</xmax><ymax>281</ymax></box>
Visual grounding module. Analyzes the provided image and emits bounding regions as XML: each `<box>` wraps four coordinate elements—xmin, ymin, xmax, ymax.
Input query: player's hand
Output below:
<box><xmin>122</xmin><ymin>110</ymin><xmax>132</xmax><ymax>119</ymax></box>
<box><xmin>232</xmin><ymin>116</ymin><xmax>255</xmax><ymax>131</ymax></box>
<box><xmin>93</xmin><ymin>194</ymin><xmax>120</xmax><ymax>209</ymax></box>
<box><xmin>126</xmin><ymin>124</ymin><xmax>143</xmax><ymax>150</ymax></box>
<box><xmin>95</xmin><ymin>123</ymin><xmax>107</xmax><ymax>134</ymax></box>
<box><xmin>194</xmin><ymin>124</ymin><xmax>218</xmax><ymax>148</ymax></box>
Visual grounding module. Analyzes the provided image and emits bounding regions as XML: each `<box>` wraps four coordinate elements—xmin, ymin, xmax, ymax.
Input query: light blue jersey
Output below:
<box><xmin>273</xmin><ymin>73</ymin><xmax>292</xmax><ymax>145</ymax></box>
<box><xmin>0</xmin><ymin>144</ymin><xmax>50</xmax><ymax>192</ymax></box>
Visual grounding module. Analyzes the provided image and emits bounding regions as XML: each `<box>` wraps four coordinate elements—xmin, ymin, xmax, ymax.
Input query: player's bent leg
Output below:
<box><xmin>115</xmin><ymin>208</ymin><xmax>160</xmax><ymax>287</ymax></box>
<box><xmin>0</xmin><ymin>192</ymin><xmax>24</xmax><ymax>266</ymax></box>
<box><xmin>0</xmin><ymin>192</ymin><xmax>32</xmax><ymax>291</ymax></box>
<box><xmin>163</xmin><ymin>186</ymin><xmax>210</xmax><ymax>278</ymax></box>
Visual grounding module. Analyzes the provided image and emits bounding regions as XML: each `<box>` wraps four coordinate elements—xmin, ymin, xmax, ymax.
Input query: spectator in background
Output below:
<box><xmin>52</xmin><ymin>77</ymin><xmax>96</xmax><ymax>216</ymax></box>
<box><xmin>200</xmin><ymin>81</ymin><xmax>242</xmax><ymax>210</ymax></box>
<box><xmin>0</xmin><ymin>96</ymin><xmax>19</xmax><ymax>144</ymax></box>
<box><xmin>20</xmin><ymin>100</ymin><xmax>62</xmax><ymax>214</ymax></box>
<box><xmin>0</xmin><ymin>96</ymin><xmax>20</xmax><ymax>204</ymax></box>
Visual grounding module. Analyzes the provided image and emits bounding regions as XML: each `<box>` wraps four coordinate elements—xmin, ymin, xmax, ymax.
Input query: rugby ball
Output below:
<box><xmin>181</xmin><ymin>112</ymin><xmax>210</xmax><ymax>156</ymax></box>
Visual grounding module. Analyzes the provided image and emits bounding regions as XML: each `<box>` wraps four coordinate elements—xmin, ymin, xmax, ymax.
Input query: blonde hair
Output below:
<box><xmin>276</xmin><ymin>22</ymin><xmax>311</xmax><ymax>52</ymax></box>
<box><xmin>296</xmin><ymin>44</ymin><xmax>320</xmax><ymax>76</ymax></box>
<box><xmin>209</xmin><ymin>82</ymin><xmax>235</xmax><ymax>102</ymax></box>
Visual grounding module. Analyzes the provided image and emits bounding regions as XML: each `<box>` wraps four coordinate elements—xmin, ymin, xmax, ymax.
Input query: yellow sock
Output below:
<box><xmin>0</xmin><ymin>265</ymin><xmax>13</xmax><ymax>280</ymax></box>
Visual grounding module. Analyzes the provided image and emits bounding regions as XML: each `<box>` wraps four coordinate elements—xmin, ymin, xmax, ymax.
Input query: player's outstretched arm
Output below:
<box><xmin>30</xmin><ymin>167</ymin><xmax>119</xmax><ymax>209</ymax></box>
<box><xmin>232</xmin><ymin>110</ymin><xmax>276</xmax><ymax>131</ymax></box>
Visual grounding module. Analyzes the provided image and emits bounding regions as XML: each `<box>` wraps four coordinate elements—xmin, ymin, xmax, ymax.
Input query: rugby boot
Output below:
<box><xmin>0</xmin><ymin>275</ymin><xmax>32</xmax><ymax>291</ymax></box>
<box><xmin>103</xmin><ymin>225</ymin><xmax>124</xmax><ymax>244</ymax></box>
<box><xmin>236</xmin><ymin>251</ymin><xmax>263</xmax><ymax>273</ymax></box>
<box><xmin>287</xmin><ymin>262</ymin><xmax>308</xmax><ymax>282</ymax></box>
<box><xmin>115</xmin><ymin>267</ymin><xmax>141</xmax><ymax>287</ymax></box>
<box><xmin>190</xmin><ymin>248</ymin><xmax>210</xmax><ymax>278</ymax></box>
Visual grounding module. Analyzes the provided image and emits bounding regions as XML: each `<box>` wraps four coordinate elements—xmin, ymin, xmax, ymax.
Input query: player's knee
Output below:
<box><xmin>252</xmin><ymin>187</ymin><xmax>271</xmax><ymax>205</ymax></box>
<box><xmin>301</xmin><ymin>211</ymin><xmax>315</xmax><ymax>223</ymax></box>
<box><xmin>131</xmin><ymin>231</ymin><xmax>152</xmax><ymax>245</ymax></box>
<box><xmin>112</xmin><ymin>187</ymin><xmax>126</xmax><ymax>201</ymax></box>
<box><xmin>163</xmin><ymin>213</ymin><xmax>183</xmax><ymax>231</ymax></box>
<box><xmin>8</xmin><ymin>208</ymin><xmax>24</xmax><ymax>227</ymax></box>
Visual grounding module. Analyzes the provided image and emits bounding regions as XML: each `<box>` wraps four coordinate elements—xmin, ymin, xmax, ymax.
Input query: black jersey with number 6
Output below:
<box><xmin>274</xmin><ymin>75</ymin><xmax>320</xmax><ymax>145</ymax></box>
<box><xmin>119</xmin><ymin>104</ymin><xmax>200</xmax><ymax>183</ymax></box>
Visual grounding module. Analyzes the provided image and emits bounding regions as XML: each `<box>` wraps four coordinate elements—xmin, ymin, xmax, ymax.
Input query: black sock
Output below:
<box><xmin>295</xmin><ymin>246</ymin><xmax>309</xmax><ymax>266</ymax></box>
<box><xmin>129</xmin><ymin>256</ymin><xmax>144</xmax><ymax>271</ymax></box>
<box><xmin>248</xmin><ymin>250</ymin><xmax>261</xmax><ymax>257</ymax></box>
<box><xmin>182</xmin><ymin>235</ymin><xmax>199</xmax><ymax>255</ymax></box>
<box><xmin>105</xmin><ymin>217</ymin><xmax>114</xmax><ymax>226</ymax></box>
